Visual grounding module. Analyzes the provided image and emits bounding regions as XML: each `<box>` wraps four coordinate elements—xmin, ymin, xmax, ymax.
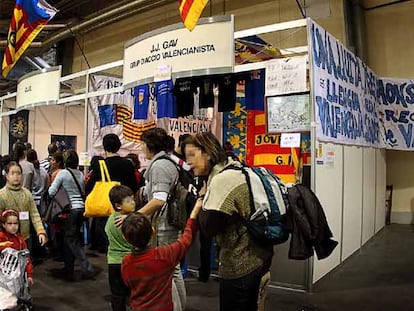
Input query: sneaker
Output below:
<box><xmin>82</xmin><ymin>268</ymin><xmax>102</xmax><ymax>280</ymax></box>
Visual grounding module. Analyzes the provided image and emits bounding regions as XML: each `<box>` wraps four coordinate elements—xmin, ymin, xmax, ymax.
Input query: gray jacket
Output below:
<box><xmin>143</xmin><ymin>151</ymin><xmax>179</xmax><ymax>244</ymax></box>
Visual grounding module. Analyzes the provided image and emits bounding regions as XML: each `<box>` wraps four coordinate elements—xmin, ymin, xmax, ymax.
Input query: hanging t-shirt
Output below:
<box><xmin>133</xmin><ymin>84</ymin><xmax>150</xmax><ymax>120</ymax></box>
<box><xmin>217</xmin><ymin>74</ymin><xmax>236</xmax><ymax>112</ymax></box>
<box><xmin>198</xmin><ymin>78</ymin><xmax>214</xmax><ymax>108</ymax></box>
<box><xmin>155</xmin><ymin>79</ymin><xmax>177</xmax><ymax>118</ymax></box>
<box><xmin>98</xmin><ymin>105</ymin><xmax>116</xmax><ymax>127</ymax></box>
<box><xmin>245</xmin><ymin>69</ymin><xmax>265</xmax><ymax>111</ymax></box>
<box><xmin>173</xmin><ymin>78</ymin><xmax>197</xmax><ymax>117</ymax></box>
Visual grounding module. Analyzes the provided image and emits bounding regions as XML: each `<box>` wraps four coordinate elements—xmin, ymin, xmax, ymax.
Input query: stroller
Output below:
<box><xmin>0</xmin><ymin>248</ymin><xmax>32</xmax><ymax>311</ymax></box>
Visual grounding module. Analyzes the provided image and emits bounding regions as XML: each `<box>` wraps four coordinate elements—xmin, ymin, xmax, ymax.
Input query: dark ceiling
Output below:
<box><xmin>0</xmin><ymin>0</ymin><xmax>174</xmax><ymax>95</ymax></box>
<box><xmin>0</xmin><ymin>0</ymin><xmax>121</xmax><ymax>40</ymax></box>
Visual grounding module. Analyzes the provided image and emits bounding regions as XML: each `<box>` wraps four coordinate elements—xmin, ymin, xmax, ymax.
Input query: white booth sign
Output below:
<box><xmin>16</xmin><ymin>66</ymin><xmax>61</xmax><ymax>109</ymax></box>
<box><xmin>123</xmin><ymin>15</ymin><xmax>234</xmax><ymax>89</ymax></box>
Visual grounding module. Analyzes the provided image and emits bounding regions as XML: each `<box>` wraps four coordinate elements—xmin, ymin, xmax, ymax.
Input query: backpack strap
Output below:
<box><xmin>221</xmin><ymin>164</ymin><xmax>255</xmax><ymax>224</ymax></box>
<box><xmin>152</xmin><ymin>155</ymin><xmax>180</xmax><ymax>204</ymax></box>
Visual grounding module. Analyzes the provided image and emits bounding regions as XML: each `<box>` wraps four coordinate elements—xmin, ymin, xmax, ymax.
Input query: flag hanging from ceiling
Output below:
<box><xmin>2</xmin><ymin>0</ymin><xmax>58</xmax><ymax>77</ymax></box>
<box><xmin>178</xmin><ymin>0</ymin><xmax>208</xmax><ymax>31</ymax></box>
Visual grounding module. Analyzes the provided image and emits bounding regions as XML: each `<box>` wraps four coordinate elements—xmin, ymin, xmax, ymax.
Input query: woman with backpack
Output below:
<box><xmin>184</xmin><ymin>132</ymin><xmax>273</xmax><ymax>311</ymax></box>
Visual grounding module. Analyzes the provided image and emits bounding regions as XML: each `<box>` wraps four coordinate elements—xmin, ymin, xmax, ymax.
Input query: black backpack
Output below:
<box><xmin>153</xmin><ymin>155</ymin><xmax>194</xmax><ymax>230</ymax></box>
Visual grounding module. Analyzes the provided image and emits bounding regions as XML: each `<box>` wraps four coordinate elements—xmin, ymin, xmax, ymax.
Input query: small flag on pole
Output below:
<box><xmin>178</xmin><ymin>0</ymin><xmax>208</xmax><ymax>31</ymax></box>
<box><xmin>2</xmin><ymin>0</ymin><xmax>58</xmax><ymax>77</ymax></box>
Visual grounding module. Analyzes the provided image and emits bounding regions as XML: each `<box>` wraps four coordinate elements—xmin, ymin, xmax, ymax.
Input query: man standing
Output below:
<box><xmin>40</xmin><ymin>143</ymin><xmax>58</xmax><ymax>175</ymax></box>
<box><xmin>85</xmin><ymin>134</ymin><xmax>138</xmax><ymax>253</ymax></box>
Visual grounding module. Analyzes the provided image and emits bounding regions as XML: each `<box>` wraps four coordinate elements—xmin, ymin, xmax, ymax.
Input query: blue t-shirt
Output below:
<box><xmin>133</xmin><ymin>84</ymin><xmax>150</xmax><ymax>120</ymax></box>
<box><xmin>245</xmin><ymin>69</ymin><xmax>265</xmax><ymax>111</ymax></box>
<box><xmin>155</xmin><ymin>80</ymin><xmax>177</xmax><ymax>118</ymax></box>
<box><xmin>98</xmin><ymin>104</ymin><xmax>116</xmax><ymax>127</ymax></box>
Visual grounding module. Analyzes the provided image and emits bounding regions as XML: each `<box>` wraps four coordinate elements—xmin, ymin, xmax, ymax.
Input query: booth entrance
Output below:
<box><xmin>0</xmin><ymin>16</ymin><xmax>388</xmax><ymax>292</ymax></box>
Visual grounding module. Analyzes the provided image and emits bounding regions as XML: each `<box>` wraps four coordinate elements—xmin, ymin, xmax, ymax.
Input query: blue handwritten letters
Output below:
<box><xmin>310</xmin><ymin>20</ymin><xmax>379</xmax><ymax>147</ymax></box>
<box><xmin>378</xmin><ymin>78</ymin><xmax>414</xmax><ymax>149</ymax></box>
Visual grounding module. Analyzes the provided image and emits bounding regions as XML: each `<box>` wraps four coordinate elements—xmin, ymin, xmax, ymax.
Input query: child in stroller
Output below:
<box><xmin>0</xmin><ymin>209</ymin><xmax>33</xmax><ymax>310</ymax></box>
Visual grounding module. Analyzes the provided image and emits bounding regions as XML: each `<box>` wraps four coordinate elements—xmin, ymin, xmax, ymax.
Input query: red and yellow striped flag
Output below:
<box><xmin>2</xmin><ymin>0</ymin><xmax>57</xmax><ymax>77</ymax></box>
<box><xmin>178</xmin><ymin>0</ymin><xmax>208</xmax><ymax>31</ymax></box>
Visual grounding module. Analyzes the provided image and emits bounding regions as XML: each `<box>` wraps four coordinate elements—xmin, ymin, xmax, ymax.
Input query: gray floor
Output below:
<box><xmin>30</xmin><ymin>224</ymin><xmax>414</xmax><ymax>310</ymax></box>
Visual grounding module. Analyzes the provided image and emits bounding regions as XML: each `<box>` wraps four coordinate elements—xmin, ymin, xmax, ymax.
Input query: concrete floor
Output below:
<box><xmin>30</xmin><ymin>224</ymin><xmax>414</xmax><ymax>310</ymax></box>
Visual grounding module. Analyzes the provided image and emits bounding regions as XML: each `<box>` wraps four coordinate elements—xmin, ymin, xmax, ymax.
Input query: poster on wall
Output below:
<box><xmin>308</xmin><ymin>19</ymin><xmax>380</xmax><ymax>147</ymax></box>
<box><xmin>50</xmin><ymin>135</ymin><xmax>77</xmax><ymax>152</ymax></box>
<box><xmin>266</xmin><ymin>93</ymin><xmax>310</xmax><ymax>133</ymax></box>
<box><xmin>265</xmin><ymin>56</ymin><xmax>307</xmax><ymax>96</ymax></box>
<box><xmin>377</xmin><ymin>77</ymin><xmax>414</xmax><ymax>150</ymax></box>
<box><xmin>9</xmin><ymin>110</ymin><xmax>29</xmax><ymax>154</ymax></box>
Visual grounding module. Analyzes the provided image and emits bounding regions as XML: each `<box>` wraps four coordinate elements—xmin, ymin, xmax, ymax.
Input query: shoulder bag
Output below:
<box><xmin>84</xmin><ymin>160</ymin><xmax>120</xmax><ymax>217</ymax></box>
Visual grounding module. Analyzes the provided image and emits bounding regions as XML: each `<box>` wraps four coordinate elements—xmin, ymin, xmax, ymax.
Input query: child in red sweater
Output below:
<box><xmin>0</xmin><ymin>209</ymin><xmax>34</xmax><ymax>286</ymax></box>
<box><xmin>121</xmin><ymin>198</ymin><xmax>202</xmax><ymax>311</ymax></box>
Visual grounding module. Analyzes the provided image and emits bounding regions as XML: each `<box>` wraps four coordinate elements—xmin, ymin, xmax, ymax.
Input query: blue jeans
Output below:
<box><xmin>64</xmin><ymin>209</ymin><xmax>93</xmax><ymax>273</ymax></box>
<box><xmin>219</xmin><ymin>266</ymin><xmax>265</xmax><ymax>311</ymax></box>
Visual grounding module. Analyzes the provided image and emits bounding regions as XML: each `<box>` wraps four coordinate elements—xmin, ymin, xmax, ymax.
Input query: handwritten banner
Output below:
<box><xmin>308</xmin><ymin>19</ymin><xmax>380</xmax><ymax>147</ymax></box>
<box><xmin>378</xmin><ymin>77</ymin><xmax>414</xmax><ymax>150</ymax></box>
<box><xmin>265</xmin><ymin>56</ymin><xmax>307</xmax><ymax>96</ymax></box>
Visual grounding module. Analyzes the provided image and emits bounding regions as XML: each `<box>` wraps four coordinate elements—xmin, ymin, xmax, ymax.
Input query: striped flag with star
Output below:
<box><xmin>178</xmin><ymin>0</ymin><xmax>208</xmax><ymax>31</ymax></box>
<box><xmin>2</xmin><ymin>0</ymin><xmax>58</xmax><ymax>77</ymax></box>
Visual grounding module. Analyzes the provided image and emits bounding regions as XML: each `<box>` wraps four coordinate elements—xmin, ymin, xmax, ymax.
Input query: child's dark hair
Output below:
<box><xmin>1</xmin><ymin>209</ymin><xmax>19</xmax><ymax>225</ymax></box>
<box><xmin>109</xmin><ymin>185</ymin><xmax>133</xmax><ymax>210</ymax></box>
<box><xmin>5</xmin><ymin>161</ymin><xmax>23</xmax><ymax>174</ymax></box>
<box><xmin>121</xmin><ymin>213</ymin><xmax>152</xmax><ymax>249</ymax></box>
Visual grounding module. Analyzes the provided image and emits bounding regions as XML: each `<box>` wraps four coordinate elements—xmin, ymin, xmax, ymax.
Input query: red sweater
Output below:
<box><xmin>0</xmin><ymin>231</ymin><xmax>33</xmax><ymax>277</ymax></box>
<box><xmin>121</xmin><ymin>219</ymin><xmax>197</xmax><ymax>311</ymax></box>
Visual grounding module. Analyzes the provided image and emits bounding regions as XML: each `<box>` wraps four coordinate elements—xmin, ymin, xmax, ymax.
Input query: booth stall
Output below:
<box><xmin>0</xmin><ymin>15</ymin><xmax>392</xmax><ymax>292</ymax></box>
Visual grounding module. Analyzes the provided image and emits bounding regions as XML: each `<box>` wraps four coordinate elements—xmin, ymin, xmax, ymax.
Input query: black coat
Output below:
<box><xmin>285</xmin><ymin>184</ymin><xmax>338</xmax><ymax>260</ymax></box>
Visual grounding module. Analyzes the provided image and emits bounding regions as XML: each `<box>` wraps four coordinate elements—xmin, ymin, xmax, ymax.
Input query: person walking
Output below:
<box><xmin>48</xmin><ymin>150</ymin><xmax>98</xmax><ymax>280</ymax></box>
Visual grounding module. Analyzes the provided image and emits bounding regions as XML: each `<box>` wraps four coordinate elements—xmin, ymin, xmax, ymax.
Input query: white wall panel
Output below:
<box><xmin>362</xmin><ymin>148</ymin><xmax>376</xmax><ymax>245</ymax></box>
<box><xmin>342</xmin><ymin>146</ymin><xmax>363</xmax><ymax>261</ymax></box>
<box><xmin>30</xmin><ymin>105</ymin><xmax>85</xmax><ymax>160</ymax></box>
<box><xmin>313</xmin><ymin>143</ymin><xmax>342</xmax><ymax>283</ymax></box>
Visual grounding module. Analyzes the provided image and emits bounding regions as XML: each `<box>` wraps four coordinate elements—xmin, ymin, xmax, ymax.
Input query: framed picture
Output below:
<box><xmin>51</xmin><ymin>135</ymin><xmax>77</xmax><ymax>152</ymax></box>
<box><xmin>266</xmin><ymin>93</ymin><xmax>310</xmax><ymax>133</ymax></box>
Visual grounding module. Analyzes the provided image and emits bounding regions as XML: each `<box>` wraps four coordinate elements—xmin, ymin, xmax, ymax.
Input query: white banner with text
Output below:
<box><xmin>309</xmin><ymin>19</ymin><xmax>380</xmax><ymax>147</ymax></box>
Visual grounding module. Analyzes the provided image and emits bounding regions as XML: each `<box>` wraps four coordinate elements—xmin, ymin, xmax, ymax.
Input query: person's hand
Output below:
<box><xmin>0</xmin><ymin>241</ymin><xmax>13</xmax><ymax>249</ymax></box>
<box><xmin>190</xmin><ymin>198</ymin><xmax>203</xmax><ymax>219</ymax></box>
<box><xmin>198</xmin><ymin>181</ymin><xmax>207</xmax><ymax>197</ymax></box>
<box><xmin>38</xmin><ymin>233</ymin><xmax>48</xmax><ymax>246</ymax></box>
<box><xmin>28</xmin><ymin>277</ymin><xmax>34</xmax><ymax>286</ymax></box>
<box><xmin>115</xmin><ymin>214</ymin><xmax>128</xmax><ymax>227</ymax></box>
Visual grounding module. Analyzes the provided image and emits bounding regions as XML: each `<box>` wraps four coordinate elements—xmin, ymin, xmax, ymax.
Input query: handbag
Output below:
<box><xmin>42</xmin><ymin>168</ymin><xmax>84</xmax><ymax>223</ymax></box>
<box><xmin>41</xmin><ymin>186</ymin><xmax>71</xmax><ymax>224</ymax></box>
<box><xmin>84</xmin><ymin>160</ymin><xmax>120</xmax><ymax>217</ymax></box>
